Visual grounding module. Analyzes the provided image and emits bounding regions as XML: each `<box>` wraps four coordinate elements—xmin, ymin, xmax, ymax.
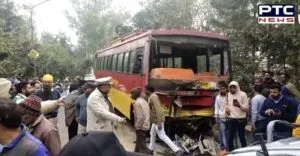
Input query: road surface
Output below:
<box><xmin>57</xmin><ymin>106</ymin><xmax>170</xmax><ymax>155</ymax></box>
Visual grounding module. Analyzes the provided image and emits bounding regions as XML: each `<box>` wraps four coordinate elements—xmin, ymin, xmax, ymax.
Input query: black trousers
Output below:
<box><xmin>135</xmin><ymin>130</ymin><xmax>151</xmax><ymax>154</ymax></box>
<box><xmin>227</xmin><ymin>118</ymin><xmax>247</xmax><ymax>151</ymax></box>
<box><xmin>253</xmin><ymin>119</ymin><xmax>267</xmax><ymax>141</ymax></box>
<box><xmin>68</xmin><ymin>118</ymin><xmax>78</xmax><ymax>140</ymax></box>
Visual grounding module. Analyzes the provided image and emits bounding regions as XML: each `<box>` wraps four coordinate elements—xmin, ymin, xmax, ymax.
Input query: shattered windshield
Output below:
<box><xmin>154</xmin><ymin>44</ymin><xmax>229</xmax><ymax>75</ymax></box>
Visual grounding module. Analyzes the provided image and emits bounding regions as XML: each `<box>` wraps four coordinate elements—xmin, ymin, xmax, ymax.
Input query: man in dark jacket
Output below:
<box><xmin>260</xmin><ymin>82</ymin><xmax>299</xmax><ymax>140</ymax></box>
<box><xmin>0</xmin><ymin>98</ymin><xmax>49</xmax><ymax>156</ymax></box>
<box><xmin>35</xmin><ymin>74</ymin><xmax>60</xmax><ymax>125</ymax></box>
<box><xmin>75</xmin><ymin>82</ymin><xmax>95</xmax><ymax>134</ymax></box>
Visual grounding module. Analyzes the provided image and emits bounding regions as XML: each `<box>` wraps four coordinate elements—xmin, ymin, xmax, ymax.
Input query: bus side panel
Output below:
<box><xmin>143</xmin><ymin>36</ymin><xmax>151</xmax><ymax>88</ymax></box>
<box><xmin>95</xmin><ymin>70</ymin><xmax>145</xmax><ymax>119</ymax></box>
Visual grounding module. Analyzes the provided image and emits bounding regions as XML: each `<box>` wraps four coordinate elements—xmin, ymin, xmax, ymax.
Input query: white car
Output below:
<box><xmin>228</xmin><ymin>120</ymin><xmax>300</xmax><ymax>156</ymax></box>
<box><xmin>227</xmin><ymin>137</ymin><xmax>300</xmax><ymax>156</ymax></box>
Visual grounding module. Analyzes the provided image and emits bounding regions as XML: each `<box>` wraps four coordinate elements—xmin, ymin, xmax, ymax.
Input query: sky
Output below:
<box><xmin>14</xmin><ymin>0</ymin><xmax>143</xmax><ymax>45</ymax></box>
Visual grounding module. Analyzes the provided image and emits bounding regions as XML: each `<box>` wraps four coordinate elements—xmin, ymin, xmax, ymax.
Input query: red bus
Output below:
<box><xmin>95</xmin><ymin>29</ymin><xmax>231</xmax><ymax>139</ymax></box>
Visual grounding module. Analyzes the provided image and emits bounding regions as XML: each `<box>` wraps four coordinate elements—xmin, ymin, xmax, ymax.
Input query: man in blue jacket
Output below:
<box><xmin>260</xmin><ymin>82</ymin><xmax>299</xmax><ymax>140</ymax></box>
<box><xmin>0</xmin><ymin>99</ymin><xmax>49</xmax><ymax>156</ymax></box>
<box><xmin>75</xmin><ymin>82</ymin><xmax>95</xmax><ymax>134</ymax></box>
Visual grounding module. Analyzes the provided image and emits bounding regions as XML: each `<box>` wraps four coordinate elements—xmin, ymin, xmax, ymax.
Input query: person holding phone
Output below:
<box><xmin>227</xmin><ymin>81</ymin><xmax>249</xmax><ymax>151</ymax></box>
<box><xmin>260</xmin><ymin>82</ymin><xmax>299</xmax><ymax>140</ymax></box>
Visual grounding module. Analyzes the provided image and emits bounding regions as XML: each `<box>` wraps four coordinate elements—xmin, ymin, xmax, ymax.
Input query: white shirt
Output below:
<box><xmin>214</xmin><ymin>94</ymin><xmax>226</xmax><ymax>119</ymax></box>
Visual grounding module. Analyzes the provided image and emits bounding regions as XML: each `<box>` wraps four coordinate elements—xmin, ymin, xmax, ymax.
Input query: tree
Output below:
<box><xmin>35</xmin><ymin>32</ymin><xmax>87</xmax><ymax>79</ymax></box>
<box><xmin>208</xmin><ymin>0</ymin><xmax>300</xmax><ymax>90</ymax></box>
<box><xmin>132</xmin><ymin>0</ymin><xmax>209</xmax><ymax>30</ymax></box>
<box><xmin>67</xmin><ymin>0</ymin><xmax>131</xmax><ymax>57</ymax></box>
<box><xmin>0</xmin><ymin>0</ymin><xmax>31</xmax><ymax>77</ymax></box>
<box><xmin>0</xmin><ymin>0</ymin><xmax>94</xmax><ymax>79</ymax></box>
<box><xmin>115</xmin><ymin>24</ymin><xmax>134</xmax><ymax>37</ymax></box>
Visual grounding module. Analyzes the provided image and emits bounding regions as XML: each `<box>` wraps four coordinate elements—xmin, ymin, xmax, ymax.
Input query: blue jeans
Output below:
<box><xmin>218</xmin><ymin>119</ymin><xmax>228</xmax><ymax>150</ymax></box>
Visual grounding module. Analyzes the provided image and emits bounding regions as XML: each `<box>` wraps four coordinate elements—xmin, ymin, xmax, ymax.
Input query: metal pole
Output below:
<box><xmin>30</xmin><ymin>9</ymin><xmax>37</xmax><ymax>77</ymax></box>
<box><xmin>30</xmin><ymin>0</ymin><xmax>50</xmax><ymax>78</ymax></box>
<box><xmin>31</xmin><ymin>10</ymin><xmax>34</xmax><ymax>44</ymax></box>
<box><xmin>34</xmin><ymin>59</ymin><xmax>37</xmax><ymax>77</ymax></box>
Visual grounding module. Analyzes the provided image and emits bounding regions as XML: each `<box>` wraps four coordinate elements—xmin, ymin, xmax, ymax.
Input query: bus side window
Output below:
<box><xmin>101</xmin><ymin>57</ymin><xmax>105</xmax><ymax>70</ymax></box>
<box><xmin>99</xmin><ymin>57</ymin><xmax>103</xmax><ymax>70</ymax></box>
<box><xmin>95</xmin><ymin>57</ymin><xmax>98</xmax><ymax>69</ymax></box>
<box><xmin>117</xmin><ymin>53</ymin><xmax>124</xmax><ymax>72</ymax></box>
<box><xmin>103</xmin><ymin>56</ymin><xmax>107</xmax><ymax>71</ymax></box>
<box><xmin>132</xmin><ymin>47</ymin><xmax>144</xmax><ymax>74</ymax></box>
<box><xmin>107</xmin><ymin>55</ymin><xmax>112</xmax><ymax>71</ymax></box>
<box><xmin>123</xmin><ymin>52</ymin><xmax>130</xmax><ymax>73</ymax></box>
<box><xmin>102</xmin><ymin>57</ymin><xmax>105</xmax><ymax>70</ymax></box>
<box><xmin>98</xmin><ymin>57</ymin><xmax>101</xmax><ymax>69</ymax></box>
<box><xmin>129</xmin><ymin>50</ymin><xmax>136</xmax><ymax>74</ymax></box>
<box><xmin>112</xmin><ymin>54</ymin><xmax>118</xmax><ymax>72</ymax></box>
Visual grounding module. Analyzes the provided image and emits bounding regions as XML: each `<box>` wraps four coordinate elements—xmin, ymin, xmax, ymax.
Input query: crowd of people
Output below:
<box><xmin>214</xmin><ymin>71</ymin><xmax>300</xmax><ymax>155</ymax></box>
<box><xmin>0</xmin><ymin>73</ymin><xmax>184</xmax><ymax>156</ymax></box>
<box><xmin>2</xmin><ymin>70</ymin><xmax>300</xmax><ymax>156</ymax></box>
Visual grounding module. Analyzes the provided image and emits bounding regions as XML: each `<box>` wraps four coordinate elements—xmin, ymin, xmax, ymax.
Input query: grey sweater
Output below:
<box><xmin>251</xmin><ymin>94</ymin><xmax>266</xmax><ymax>123</ymax></box>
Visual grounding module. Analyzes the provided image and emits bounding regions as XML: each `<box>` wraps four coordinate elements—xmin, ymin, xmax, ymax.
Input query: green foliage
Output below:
<box><xmin>67</xmin><ymin>0</ymin><xmax>131</xmax><ymax>57</ymax></box>
<box><xmin>2</xmin><ymin>0</ymin><xmax>299</xmax><ymax>86</ymax></box>
<box><xmin>115</xmin><ymin>24</ymin><xmax>134</xmax><ymax>37</ymax></box>
<box><xmin>0</xmin><ymin>0</ymin><xmax>31</xmax><ymax>77</ymax></box>
<box><xmin>0</xmin><ymin>0</ymin><xmax>90</xmax><ymax>79</ymax></box>
<box><xmin>133</xmin><ymin>0</ymin><xmax>206</xmax><ymax>30</ymax></box>
<box><xmin>35</xmin><ymin>32</ymin><xmax>89</xmax><ymax>79</ymax></box>
<box><xmin>208</xmin><ymin>0</ymin><xmax>300</xmax><ymax>90</ymax></box>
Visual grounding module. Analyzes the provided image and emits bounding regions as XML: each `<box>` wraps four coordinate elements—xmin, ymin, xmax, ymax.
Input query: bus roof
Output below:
<box><xmin>150</xmin><ymin>29</ymin><xmax>228</xmax><ymax>41</ymax></box>
<box><xmin>96</xmin><ymin>29</ymin><xmax>229</xmax><ymax>54</ymax></box>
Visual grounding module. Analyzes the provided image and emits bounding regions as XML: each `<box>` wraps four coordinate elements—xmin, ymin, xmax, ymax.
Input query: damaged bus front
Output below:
<box><xmin>148</xmin><ymin>31</ymin><xmax>231</xmax><ymax>154</ymax></box>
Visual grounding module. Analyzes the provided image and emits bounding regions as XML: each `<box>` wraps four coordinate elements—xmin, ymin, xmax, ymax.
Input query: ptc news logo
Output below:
<box><xmin>258</xmin><ymin>4</ymin><xmax>300</xmax><ymax>24</ymax></box>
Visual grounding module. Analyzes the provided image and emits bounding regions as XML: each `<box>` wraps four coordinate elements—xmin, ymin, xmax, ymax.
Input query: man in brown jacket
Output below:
<box><xmin>18</xmin><ymin>95</ymin><xmax>61</xmax><ymax>156</ymax></box>
<box><xmin>130</xmin><ymin>88</ymin><xmax>151</xmax><ymax>154</ymax></box>
<box><xmin>145</xmin><ymin>85</ymin><xmax>182</xmax><ymax>156</ymax></box>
